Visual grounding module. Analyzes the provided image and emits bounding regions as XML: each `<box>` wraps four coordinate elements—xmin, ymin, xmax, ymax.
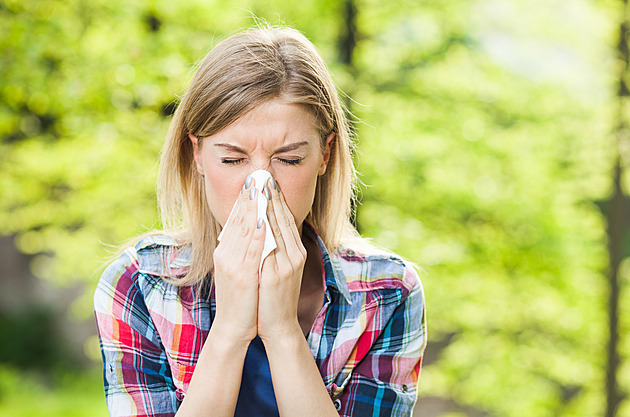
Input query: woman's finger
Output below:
<box><xmin>268</xmin><ymin>177</ymin><xmax>305</xmax><ymax>259</ymax></box>
<box><xmin>242</xmin><ymin>209</ymin><xmax>266</xmax><ymax>271</ymax></box>
<box><xmin>265</xmin><ymin>179</ymin><xmax>288</xmax><ymax>261</ymax></box>
<box><xmin>219</xmin><ymin>176</ymin><xmax>258</xmax><ymax>260</ymax></box>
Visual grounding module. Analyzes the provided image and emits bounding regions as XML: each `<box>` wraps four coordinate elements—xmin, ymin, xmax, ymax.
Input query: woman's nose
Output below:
<box><xmin>247</xmin><ymin>164</ymin><xmax>275</xmax><ymax>186</ymax></box>
<box><xmin>250</xmin><ymin>160</ymin><xmax>272</xmax><ymax>174</ymax></box>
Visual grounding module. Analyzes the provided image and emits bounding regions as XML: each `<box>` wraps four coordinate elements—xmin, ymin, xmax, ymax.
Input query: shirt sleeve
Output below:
<box><xmin>337</xmin><ymin>266</ymin><xmax>427</xmax><ymax>417</ymax></box>
<box><xmin>94</xmin><ymin>247</ymin><xmax>179</xmax><ymax>417</ymax></box>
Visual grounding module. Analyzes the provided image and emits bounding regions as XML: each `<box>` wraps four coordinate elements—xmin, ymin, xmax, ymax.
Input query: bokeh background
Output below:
<box><xmin>1</xmin><ymin>0</ymin><xmax>628</xmax><ymax>416</ymax></box>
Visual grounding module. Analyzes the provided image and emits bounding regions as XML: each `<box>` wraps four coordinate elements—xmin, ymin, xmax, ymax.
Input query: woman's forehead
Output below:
<box><xmin>205</xmin><ymin>101</ymin><xmax>320</xmax><ymax>151</ymax></box>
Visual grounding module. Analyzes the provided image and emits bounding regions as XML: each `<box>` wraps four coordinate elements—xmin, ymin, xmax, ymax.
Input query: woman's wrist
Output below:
<box><xmin>259</xmin><ymin>322</ymin><xmax>304</xmax><ymax>352</ymax></box>
<box><xmin>208</xmin><ymin>317</ymin><xmax>256</xmax><ymax>350</ymax></box>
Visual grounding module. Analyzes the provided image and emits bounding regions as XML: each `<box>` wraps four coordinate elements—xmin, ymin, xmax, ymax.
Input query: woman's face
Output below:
<box><xmin>191</xmin><ymin>100</ymin><xmax>334</xmax><ymax>230</ymax></box>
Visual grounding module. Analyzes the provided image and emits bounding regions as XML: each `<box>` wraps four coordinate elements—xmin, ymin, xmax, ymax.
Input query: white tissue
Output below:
<box><xmin>217</xmin><ymin>169</ymin><xmax>277</xmax><ymax>272</ymax></box>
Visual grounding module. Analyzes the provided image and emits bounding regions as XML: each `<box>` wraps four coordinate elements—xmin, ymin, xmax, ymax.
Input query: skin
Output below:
<box><xmin>190</xmin><ymin>100</ymin><xmax>331</xmax><ymax>230</ymax></box>
<box><xmin>177</xmin><ymin>99</ymin><xmax>339</xmax><ymax>417</ymax></box>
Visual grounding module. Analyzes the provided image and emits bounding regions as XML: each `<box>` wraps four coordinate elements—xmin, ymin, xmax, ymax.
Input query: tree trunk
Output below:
<box><xmin>606</xmin><ymin>157</ymin><xmax>625</xmax><ymax>417</ymax></box>
<box><xmin>338</xmin><ymin>0</ymin><xmax>360</xmax><ymax>230</ymax></box>
<box><xmin>339</xmin><ymin>0</ymin><xmax>357</xmax><ymax>70</ymax></box>
<box><xmin>605</xmin><ymin>2</ymin><xmax>629</xmax><ymax>416</ymax></box>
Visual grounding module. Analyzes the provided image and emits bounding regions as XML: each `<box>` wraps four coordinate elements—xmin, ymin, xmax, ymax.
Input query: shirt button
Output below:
<box><xmin>402</xmin><ymin>384</ymin><xmax>409</xmax><ymax>392</ymax></box>
<box><xmin>333</xmin><ymin>399</ymin><xmax>342</xmax><ymax>410</ymax></box>
<box><xmin>346</xmin><ymin>249</ymin><xmax>355</xmax><ymax>257</ymax></box>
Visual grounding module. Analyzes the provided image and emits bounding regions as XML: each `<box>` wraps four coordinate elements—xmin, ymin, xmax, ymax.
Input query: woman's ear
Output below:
<box><xmin>318</xmin><ymin>132</ymin><xmax>336</xmax><ymax>176</ymax></box>
<box><xmin>188</xmin><ymin>133</ymin><xmax>205</xmax><ymax>175</ymax></box>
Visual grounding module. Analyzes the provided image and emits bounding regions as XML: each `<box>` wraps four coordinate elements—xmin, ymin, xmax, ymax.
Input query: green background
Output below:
<box><xmin>0</xmin><ymin>0</ymin><xmax>625</xmax><ymax>416</ymax></box>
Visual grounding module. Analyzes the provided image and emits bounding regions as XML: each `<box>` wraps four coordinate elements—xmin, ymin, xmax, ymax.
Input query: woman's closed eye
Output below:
<box><xmin>221</xmin><ymin>158</ymin><xmax>245</xmax><ymax>165</ymax></box>
<box><xmin>277</xmin><ymin>157</ymin><xmax>303</xmax><ymax>166</ymax></box>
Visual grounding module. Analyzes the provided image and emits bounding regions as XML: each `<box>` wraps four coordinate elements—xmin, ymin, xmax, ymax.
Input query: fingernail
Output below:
<box><xmin>271</xmin><ymin>177</ymin><xmax>280</xmax><ymax>192</ymax></box>
<box><xmin>245</xmin><ymin>175</ymin><xmax>252</xmax><ymax>189</ymax></box>
<box><xmin>249</xmin><ymin>187</ymin><xmax>256</xmax><ymax>200</ymax></box>
<box><xmin>263</xmin><ymin>185</ymin><xmax>271</xmax><ymax>200</ymax></box>
<box><xmin>257</xmin><ymin>217</ymin><xmax>264</xmax><ymax>229</ymax></box>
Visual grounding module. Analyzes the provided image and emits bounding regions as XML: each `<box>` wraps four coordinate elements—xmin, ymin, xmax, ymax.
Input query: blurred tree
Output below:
<box><xmin>350</xmin><ymin>0</ymin><xmax>617</xmax><ymax>416</ymax></box>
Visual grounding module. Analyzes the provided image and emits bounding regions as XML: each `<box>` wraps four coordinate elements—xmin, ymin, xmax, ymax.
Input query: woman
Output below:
<box><xmin>94</xmin><ymin>26</ymin><xmax>427</xmax><ymax>417</ymax></box>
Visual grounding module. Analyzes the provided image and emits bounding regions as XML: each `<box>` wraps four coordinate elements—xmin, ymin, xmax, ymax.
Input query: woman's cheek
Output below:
<box><xmin>282</xmin><ymin>176</ymin><xmax>318</xmax><ymax>224</ymax></box>
<box><xmin>205</xmin><ymin>174</ymin><xmax>243</xmax><ymax>227</ymax></box>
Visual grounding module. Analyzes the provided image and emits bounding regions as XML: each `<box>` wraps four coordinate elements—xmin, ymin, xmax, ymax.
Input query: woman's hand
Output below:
<box><xmin>254</xmin><ymin>178</ymin><xmax>339</xmax><ymax>416</ymax></box>
<box><xmin>179</xmin><ymin>179</ymin><xmax>265</xmax><ymax>416</ymax></box>
<box><xmin>211</xmin><ymin>178</ymin><xmax>265</xmax><ymax>346</ymax></box>
<box><xmin>257</xmin><ymin>178</ymin><xmax>307</xmax><ymax>342</ymax></box>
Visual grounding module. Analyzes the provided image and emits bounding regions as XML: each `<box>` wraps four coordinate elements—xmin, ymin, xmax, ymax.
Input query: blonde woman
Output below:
<box><xmin>94</xmin><ymin>26</ymin><xmax>426</xmax><ymax>417</ymax></box>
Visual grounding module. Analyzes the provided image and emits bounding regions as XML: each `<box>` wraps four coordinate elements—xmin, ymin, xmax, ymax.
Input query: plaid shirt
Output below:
<box><xmin>94</xmin><ymin>230</ymin><xmax>427</xmax><ymax>417</ymax></box>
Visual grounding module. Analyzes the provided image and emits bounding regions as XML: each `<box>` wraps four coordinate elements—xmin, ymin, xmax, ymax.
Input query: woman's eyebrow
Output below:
<box><xmin>213</xmin><ymin>143</ymin><xmax>247</xmax><ymax>154</ymax></box>
<box><xmin>274</xmin><ymin>141</ymin><xmax>309</xmax><ymax>153</ymax></box>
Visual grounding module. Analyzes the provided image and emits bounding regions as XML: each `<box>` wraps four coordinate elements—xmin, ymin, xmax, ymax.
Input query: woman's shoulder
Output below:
<box><xmin>134</xmin><ymin>234</ymin><xmax>191</xmax><ymax>277</ymax></box>
<box><xmin>97</xmin><ymin>234</ymin><xmax>191</xmax><ymax>291</ymax></box>
<box><xmin>332</xmin><ymin>237</ymin><xmax>423</xmax><ymax>297</ymax></box>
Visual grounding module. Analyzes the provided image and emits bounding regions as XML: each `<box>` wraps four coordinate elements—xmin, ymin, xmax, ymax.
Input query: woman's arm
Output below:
<box><xmin>257</xmin><ymin>180</ymin><xmax>338</xmax><ymax>416</ymax></box>
<box><xmin>95</xmin><ymin>181</ymin><xmax>266</xmax><ymax>417</ymax></box>
<box><xmin>178</xmin><ymin>179</ymin><xmax>266</xmax><ymax>416</ymax></box>
<box><xmin>259</xmin><ymin>175</ymin><xmax>426</xmax><ymax>416</ymax></box>
<box><xmin>94</xmin><ymin>245</ymin><xmax>254</xmax><ymax>417</ymax></box>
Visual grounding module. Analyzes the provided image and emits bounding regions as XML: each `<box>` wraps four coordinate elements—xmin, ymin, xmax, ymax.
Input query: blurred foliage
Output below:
<box><xmin>0</xmin><ymin>307</ymin><xmax>69</xmax><ymax>371</ymax></box>
<box><xmin>0</xmin><ymin>0</ymin><xmax>626</xmax><ymax>416</ymax></box>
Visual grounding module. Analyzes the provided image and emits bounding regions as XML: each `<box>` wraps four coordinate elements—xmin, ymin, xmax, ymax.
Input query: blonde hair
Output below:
<box><xmin>157</xmin><ymin>26</ymin><xmax>359</xmax><ymax>286</ymax></box>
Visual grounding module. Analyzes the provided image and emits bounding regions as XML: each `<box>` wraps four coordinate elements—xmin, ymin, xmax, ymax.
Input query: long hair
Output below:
<box><xmin>158</xmin><ymin>26</ymin><xmax>359</xmax><ymax>286</ymax></box>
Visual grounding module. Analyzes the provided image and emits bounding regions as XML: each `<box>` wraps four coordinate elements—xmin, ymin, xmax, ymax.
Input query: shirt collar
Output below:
<box><xmin>136</xmin><ymin>226</ymin><xmax>353</xmax><ymax>304</ymax></box>
<box><xmin>135</xmin><ymin>235</ymin><xmax>190</xmax><ymax>277</ymax></box>
<box><xmin>304</xmin><ymin>223</ymin><xmax>352</xmax><ymax>304</ymax></box>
